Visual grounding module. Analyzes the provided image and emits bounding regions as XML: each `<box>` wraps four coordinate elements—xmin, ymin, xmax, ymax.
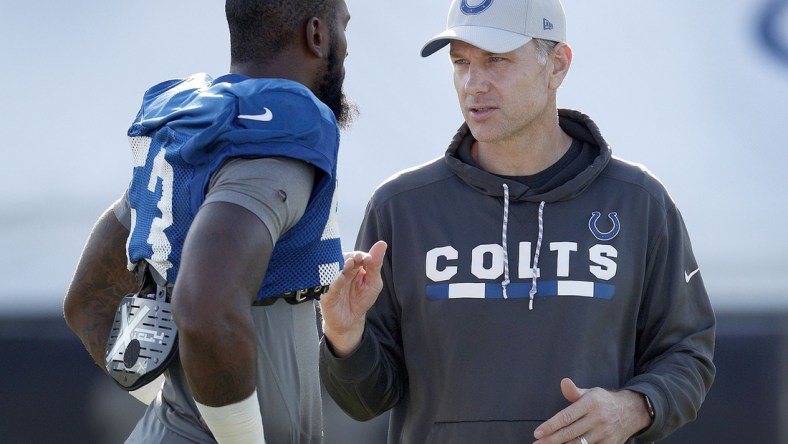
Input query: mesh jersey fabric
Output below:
<box><xmin>125</xmin><ymin>73</ymin><xmax>343</xmax><ymax>302</ymax></box>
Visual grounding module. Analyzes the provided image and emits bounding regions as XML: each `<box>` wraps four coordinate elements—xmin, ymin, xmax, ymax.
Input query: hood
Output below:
<box><xmin>444</xmin><ymin>108</ymin><xmax>611</xmax><ymax>203</ymax></box>
<box><xmin>443</xmin><ymin>109</ymin><xmax>612</xmax><ymax>310</ymax></box>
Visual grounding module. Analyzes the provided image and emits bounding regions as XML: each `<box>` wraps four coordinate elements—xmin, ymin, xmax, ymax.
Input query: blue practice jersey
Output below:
<box><xmin>125</xmin><ymin>73</ymin><xmax>343</xmax><ymax>302</ymax></box>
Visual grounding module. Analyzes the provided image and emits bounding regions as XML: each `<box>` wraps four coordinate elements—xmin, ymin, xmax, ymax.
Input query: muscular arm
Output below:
<box><xmin>63</xmin><ymin>201</ymin><xmax>138</xmax><ymax>369</ymax></box>
<box><xmin>172</xmin><ymin>201</ymin><xmax>272</xmax><ymax>406</ymax></box>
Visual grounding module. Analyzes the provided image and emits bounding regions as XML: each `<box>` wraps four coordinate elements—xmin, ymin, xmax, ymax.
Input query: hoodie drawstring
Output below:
<box><xmin>500</xmin><ymin>183</ymin><xmax>545</xmax><ymax>310</ymax></box>
<box><xmin>529</xmin><ymin>201</ymin><xmax>545</xmax><ymax>310</ymax></box>
<box><xmin>501</xmin><ymin>184</ymin><xmax>511</xmax><ymax>299</ymax></box>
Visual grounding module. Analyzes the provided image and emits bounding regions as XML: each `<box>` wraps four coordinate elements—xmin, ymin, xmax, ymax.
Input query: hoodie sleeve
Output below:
<box><xmin>319</xmin><ymin>200</ymin><xmax>408</xmax><ymax>421</ymax></box>
<box><xmin>624</xmin><ymin>203</ymin><xmax>716</xmax><ymax>441</ymax></box>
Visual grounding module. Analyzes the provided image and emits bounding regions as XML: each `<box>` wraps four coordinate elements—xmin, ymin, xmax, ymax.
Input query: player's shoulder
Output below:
<box><xmin>224</xmin><ymin>78</ymin><xmax>336</xmax><ymax>128</ymax></box>
<box><xmin>216</xmin><ymin>78</ymin><xmax>339</xmax><ymax>138</ymax></box>
<box><xmin>147</xmin><ymin>73</ymin><xmax>212</xmax><ymax>97</ymax></box>
<box><xmin>129</xmin><ymin>74</ymin><xmax>216</xmax><ymax>139</ymax></box>
<box><xmin>135</xmin><ymin>74</ymin><xmax>214</xmax><ymax>120</ymax></box>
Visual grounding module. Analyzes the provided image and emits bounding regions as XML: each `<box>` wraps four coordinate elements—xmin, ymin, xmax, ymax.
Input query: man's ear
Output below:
<box><xmin>549</xmin><ymin>42</ymin><xmax>573</xmax><ymax>90</ymax></box>
<box><xmin>305</xmin><ymin>16</ymin><xmax>328</xmax><ymax>58</ymax></box>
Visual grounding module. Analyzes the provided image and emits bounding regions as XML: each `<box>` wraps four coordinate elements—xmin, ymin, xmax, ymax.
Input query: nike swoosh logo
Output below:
<box><xmin>685</xmin><ymin>268</ymin><xmax>700</xmax><ymax>283</ymax></box>
<box><xmin>238</xmin><ymin>107</ymin><xmax>273</xmax><ymax>122</ymax></box>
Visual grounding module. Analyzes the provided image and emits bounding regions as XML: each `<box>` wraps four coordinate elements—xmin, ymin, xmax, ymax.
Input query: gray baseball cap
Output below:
<box><xmin>421</xmin><ymin>0</ymin><xmax>567</xmax><ymax>57</ymax></box>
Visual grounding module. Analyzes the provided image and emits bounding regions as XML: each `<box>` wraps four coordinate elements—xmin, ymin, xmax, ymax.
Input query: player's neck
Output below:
<box><xmin>229</xmin><ymin>54</ymin><xmax>317</xmax><ymax>91</ymax></box>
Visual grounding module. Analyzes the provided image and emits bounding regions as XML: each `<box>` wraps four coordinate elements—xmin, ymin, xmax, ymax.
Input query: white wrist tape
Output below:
<box><xmin>128</xmin><ymin>373</ymin><xmax>165</xmax><ymax>405</ymax></box>
<box><xmin>195</xmin><ymin>390</ymin><xmax>266</xmax><ymax>444</ymax></box>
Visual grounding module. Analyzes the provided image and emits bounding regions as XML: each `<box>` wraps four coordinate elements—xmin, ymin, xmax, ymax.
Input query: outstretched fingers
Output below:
<box><xmin>320</xmin><ymin>241</ymin><xmax>388</xmax><ymax>357</ymax></box>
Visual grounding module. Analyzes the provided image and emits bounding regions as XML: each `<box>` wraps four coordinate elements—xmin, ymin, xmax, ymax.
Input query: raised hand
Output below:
<box><xmin>319</xmin><ymin>240</ymin><xmax>387</xmax><ymax>356</ymax></box>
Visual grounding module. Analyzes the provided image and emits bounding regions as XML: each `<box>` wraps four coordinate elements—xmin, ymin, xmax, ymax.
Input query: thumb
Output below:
<box><xmin>368</xmin><ymin>241</ymin><xmax>387</xmax><ymax>266</ymax></box>
<box><xmin>560</xmin><ymin>378</ymin><xmax>587</xmax><ymax>403</ymax></box>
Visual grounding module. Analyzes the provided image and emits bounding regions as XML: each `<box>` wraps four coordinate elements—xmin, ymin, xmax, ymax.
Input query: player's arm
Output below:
<box><xmin>63</xmin><ymin>197</ymin><xmax>138</xmax><ymax>369</ymax></box>
<box><xmin>172</xmin><ymin>200</ymin><xmax>270</xmax><ymax>444</ymax></box>
<box><xmin>173</xmin><ymin>156</ymin><xmax>315</xmax><ymax>443</ymax></box>
<box><xmin>173</xmin><ymin>200</ymin><xmax>270</xmax><ymax>406</ymax></box>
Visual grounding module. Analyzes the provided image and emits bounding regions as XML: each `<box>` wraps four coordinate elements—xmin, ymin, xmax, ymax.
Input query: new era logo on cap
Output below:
<box><xmin>544</xmin><ymin>18</ymin><xmax>554</xmax><ymax>31</ymax></box>
<box><xmin>421</xmin><ymin>0</ymin><xmax>567</xmax><ymax>57</ymax></box>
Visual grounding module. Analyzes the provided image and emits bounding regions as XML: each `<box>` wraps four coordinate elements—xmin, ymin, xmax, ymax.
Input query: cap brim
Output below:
<box><xmin>420</xmin><ymin>26</ymin><xmax>533</xmax><ymax>57</ymax></box>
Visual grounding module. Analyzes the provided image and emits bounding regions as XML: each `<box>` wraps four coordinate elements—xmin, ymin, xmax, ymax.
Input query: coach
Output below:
<box><xmin>318</xmin><ymin>0</ymin><xmax>716</xmax><ymax>443</ymax></box>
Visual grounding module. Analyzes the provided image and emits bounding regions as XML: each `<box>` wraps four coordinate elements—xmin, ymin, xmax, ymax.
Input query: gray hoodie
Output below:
<box><xmin>320</xmin><ymin>109</ymin><xmax>715</xmax><ymax>443</ymax></box>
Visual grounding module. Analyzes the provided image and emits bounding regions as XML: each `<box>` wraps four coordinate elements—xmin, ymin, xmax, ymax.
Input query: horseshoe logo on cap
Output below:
<box><xmin>589</xmin><ymin>211</ymin><xmax>621</xmax><ymax>241</ymax></box>
<box><xmin>460</xmin><ymin>0</ymin><xmax>494</xmax><ymax>15</ymax></box>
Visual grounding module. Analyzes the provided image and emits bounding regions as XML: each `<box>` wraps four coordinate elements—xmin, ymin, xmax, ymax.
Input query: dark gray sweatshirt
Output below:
<box><xmin>320</xmin><ymin>109</ymin><xmax>715</xmax><ymax>443</ymax></box>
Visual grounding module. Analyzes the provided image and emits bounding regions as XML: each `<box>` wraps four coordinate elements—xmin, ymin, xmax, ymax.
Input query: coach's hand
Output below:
<box><xmin>320</xmin><ymin>241</ymin><xmax>387</xmax><ymax>357</ymax></box>
<box><xmin>532</xmin><ymin>378</ymin><xmax>652</xmax><ymax>444</ymax></box>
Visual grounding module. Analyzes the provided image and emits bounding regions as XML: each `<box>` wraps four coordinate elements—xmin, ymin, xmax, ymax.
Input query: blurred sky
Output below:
<box><xmin>1</xmin><ymin>0</ymin><xmax>786</xmax><ymax>314</ymax></box>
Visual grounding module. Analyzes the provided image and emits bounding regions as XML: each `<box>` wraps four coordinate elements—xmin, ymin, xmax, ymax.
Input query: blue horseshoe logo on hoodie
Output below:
<box><xmin>589</xmin><ymin>212</ymin><xmax>621</xmax><ymax>241</ymax></box>
<box><xmin>461</xmin><ymin>0</ymin><xmax>494</xmax><ymax>15</ymax></box>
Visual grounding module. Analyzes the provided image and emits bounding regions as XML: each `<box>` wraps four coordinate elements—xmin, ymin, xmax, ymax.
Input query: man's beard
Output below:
<box><xmin>316</xmin><ymin>42</ymin><xmax>358</xmax><ymax>129</ymax></box>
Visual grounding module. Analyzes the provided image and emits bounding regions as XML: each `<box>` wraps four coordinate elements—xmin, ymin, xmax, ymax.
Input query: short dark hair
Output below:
<box><xmin>225</xmin><ymin>0</ymin><xmax>335</xmax><ymax>64</ymax></box>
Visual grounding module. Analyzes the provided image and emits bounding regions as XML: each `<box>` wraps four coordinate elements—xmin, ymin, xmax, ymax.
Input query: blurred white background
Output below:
<box><xmin>1</xmin><ymin>0</ymin><xmax>786</xmax><ymax>315</ymax></box>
